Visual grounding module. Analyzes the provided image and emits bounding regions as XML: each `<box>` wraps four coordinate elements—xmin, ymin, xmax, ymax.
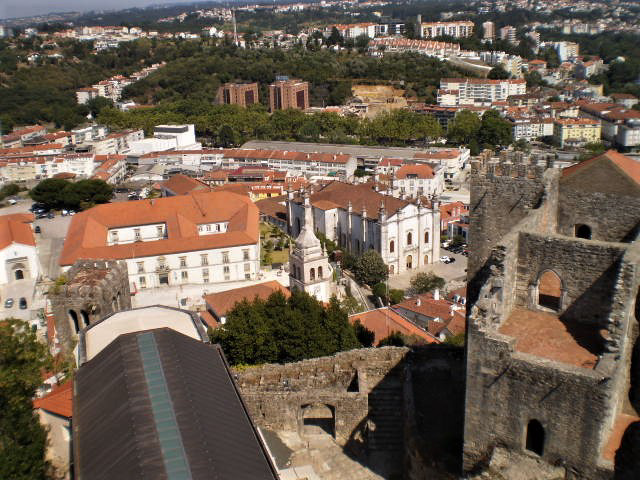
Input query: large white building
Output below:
<box><xmin>287</xmin><ymin>182</ymin><xmax>440</xmax><ymax>275</ymax></box>
<box><xmin>391</xmin><ymin>164</ymin><xmax>444</xmax><ymax>198</ymax></box>
<box><xmin>0</xmin><ymin>213</ymin><xmax>39</xmax><ymax>285</ymax></box>
<box><xmin>59</xmin><ymin>191</ymin><xmax>260</xmax><ymax>291</ymax></box>
<box><xmin>438</xmin><ymin>78</ymin><xmax>526</xmax><ymax>106</ymax></box>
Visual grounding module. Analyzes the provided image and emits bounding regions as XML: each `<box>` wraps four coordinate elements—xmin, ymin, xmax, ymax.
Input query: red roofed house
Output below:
<box><xmin>59</xmin><ymin>191</ymin><xmax>260</xmax><ymax>291</ymax></box>
<box><xmin>393</xmin><ymin>290</ymin><xmax>466</xmax><ymax>341</ymax></box>
<box><xmin>349</xmin><ymin>307</ymin><xmax>440</xmax><ymax>346</ymax></box>
<box><xmin>391</xmin><ymin>163</ymin><xmax>444</xmax><ymax>198</ymax></box>
<box><xmin>0</xmin><ymin>213</ymin><xmax>39</xmax><ymax>285</ymax></box>
<box><xmin>33</xmin><ymin>380</ymin><xmax>72</xmax><ymax>478</ymax></box>
<box><xmin>161</xmin><ymin>173</ymin><xmax>211</xmax><ymax>196</ymax></box>
<box><xmin>203</xmin><ymin>280</ymin><xmax>290</xmax><ymax>325</ymax></box>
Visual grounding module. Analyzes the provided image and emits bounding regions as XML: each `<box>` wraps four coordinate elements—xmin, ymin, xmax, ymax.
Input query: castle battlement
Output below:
<box><xmin>471</xmin><ymin>149</ymin><xmax>556</xmax><ymax>180</ymax></box>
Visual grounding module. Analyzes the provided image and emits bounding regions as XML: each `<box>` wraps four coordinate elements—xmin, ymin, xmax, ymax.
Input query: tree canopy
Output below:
<box><xmin>353</xmin><ymin>250</ymin><xmax>388</xmax><ymax>286</ymax></box>
<box><xmin>409</xmin><ymin>272</ymin><xmax>446</xmax><ymax>295</ymax></box>
<box><xmin>0</xmin><ymin>319</ymin><xmax>53</xmax><ymax>480</ymax></box>
<box><xmin>30</xmin><ymin>178</ymin><xmax>113</xmax><ymax>210</ymax></box>
<box><xmin>210</xmin><ymin>291</ymin><xmax>361</xmax><ymax>365</ymax></box>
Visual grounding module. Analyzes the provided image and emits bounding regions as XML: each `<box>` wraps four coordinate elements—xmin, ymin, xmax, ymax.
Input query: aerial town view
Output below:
<box><xmin>1</xmin><ymin>0</ymin><xmax>640</xmax><ymax>478</ymax></box>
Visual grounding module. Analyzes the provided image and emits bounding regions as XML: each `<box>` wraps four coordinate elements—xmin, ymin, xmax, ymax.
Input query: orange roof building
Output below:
<box><xmin>349</xmin><ymin>307</ymin><xmax>440</xmax><ymax>346</ymax></box>
<box><xmin>0</xmin><ymin>213</ymin><xmax>38</xmax><ymax>285</ymax></box>
<box><xmin>203</xmin><ymin>280</ymin><xmax>290</xmax><ymax>324</ymax></box>
<box><xmin>393</xmin><ymin>291</ymin><xmax>466</xmax><ymax>340</ymax></box>
<box><xmin>59</xmin><ymin>191</ymin><xmax>260</xmax><ymax>290</ymax></box>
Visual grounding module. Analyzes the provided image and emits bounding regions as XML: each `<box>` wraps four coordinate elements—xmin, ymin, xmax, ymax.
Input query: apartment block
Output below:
<box><xmin>438</xmin><ymin>78</ymin><xmax>526</xmax><ymax>106</ymax></box>
<box><xmin>419</xmin><ymin>20</ymin><xmax>474</xmax><ymax>39</ymax></box>
<box><xmin>553</xmin><ymin>118</ymin><xmax>601</xmax><ymax>147</ymax></box>
<box><xmin>269</xmin><ymin>77</ymin><xmax>310</xmax><ymax>112</ymax></box>
<box><xmin>216</xmin><ymin>82</ymin><xmax>259</xmax><ymax>107</ymax></box>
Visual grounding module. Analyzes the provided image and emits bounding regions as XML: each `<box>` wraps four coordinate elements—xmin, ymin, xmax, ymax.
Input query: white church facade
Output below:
<box><xmin>287</xmin><ymin>182</ymin><xmax>441</xmax><ymax>275</ymax></box>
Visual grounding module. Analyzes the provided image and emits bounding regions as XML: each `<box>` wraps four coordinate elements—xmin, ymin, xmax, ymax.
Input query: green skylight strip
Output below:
<box><xmin>137</xmin><ymin>332</ymin><xmax>192</xmax><ymax>480</ymax></box>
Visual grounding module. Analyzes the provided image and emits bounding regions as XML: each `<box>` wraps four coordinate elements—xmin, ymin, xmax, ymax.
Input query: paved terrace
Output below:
<box><xmin>499</xmin><ymin>308</ymin><xmax>604</xmax><ymax>369</ymax></box>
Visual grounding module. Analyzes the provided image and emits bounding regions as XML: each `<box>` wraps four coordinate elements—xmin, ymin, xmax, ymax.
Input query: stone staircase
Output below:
<box><xmin>367</xmin><ymin>372</ymin><xmax>404</xmax><ymax>453</ymax></box>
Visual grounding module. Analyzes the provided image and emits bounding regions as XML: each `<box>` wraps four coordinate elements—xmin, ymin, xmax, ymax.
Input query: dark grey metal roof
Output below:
<box><xmin>74</xmin><ymin>328</ymin><xmax>279</xmax><ymax>480</ymax></box>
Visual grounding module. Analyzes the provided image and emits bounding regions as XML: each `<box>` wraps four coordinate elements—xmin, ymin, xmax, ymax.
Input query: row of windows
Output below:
<box><xmin>137</xmin><ymin>264</ymin><xmax>251</xmax><ymax>287</ymax></box>
<box><xmin>291</xmin><ymin>265</ymin><xmax>324</xmax><ymax>281</ymax></box>
<box><xmin>389</xmin><ymin>232</ymin><xmax>430</xmax><ymax>253</ymax></box>
<box><xmin>137</xmin><ymin>250</ymin><xmax>250</xmax><ymax>272</ymax></box>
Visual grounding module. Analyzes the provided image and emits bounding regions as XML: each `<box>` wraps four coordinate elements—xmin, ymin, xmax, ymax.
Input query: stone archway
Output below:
<box><xmin>525</xmin><ymin>419</ymin><xmax>545</xmax><ymax>456</ymax></box>
<box><xmin>406</xmin><ymin>255</ymin><xmax>413</xmax><ymax>270</ymax></box>
<box><xmin>301</xmin><ymin>403</ymin><xmax>335</xmax><ymax>438</ymax></box>
<box><xmin>538</xmin><ymin>270</ymin><xmax>562</xmax><ymax>311</ymax></box>
<box><xmin>68</xmin><ymin>310</ymin><xmax>79</xmax><ymax>334</ymax></box>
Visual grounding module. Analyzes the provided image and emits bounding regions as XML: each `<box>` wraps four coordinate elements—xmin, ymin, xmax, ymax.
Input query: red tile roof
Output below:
<box><xmin>393</xmin><ymin>292</ymin><xmax>466</xmax><ymax>335</ymax></box>
<box><xmin>59</xmin><ymin>191</ymin><xmax>259</xmax><ymax>266</ymax></box>
<box><xmin>562</xmin><ymin>150</ymin><xmax>640</xmax><ymax>186</ymax></box>
<box><xmin>395</xmin><ymin>164</ymin><xmax>435</xmax><ymax>180</ymax></box>
<box><xmin>33</xmin><ymin>380</ymin><xmax>72</xmax><ymax>418</ymax></box>
<box><xmin>162</xmin><ymin>174</ymin><xmax>210</xmax><ymax>196</ymax></box>
<box><xmin>0</xmin><ymin>213</ymin><xmax>35</xmax><ymax>250</ymax></box>
<box><xmin>204</xmin><ymin>281</ymin><xmax>290</xmax><ymax>318</ymax></box>
<box><xmin>350</xmin><ymin>308</ymin><xmax>439</xmax><ymax>346</ymax></box>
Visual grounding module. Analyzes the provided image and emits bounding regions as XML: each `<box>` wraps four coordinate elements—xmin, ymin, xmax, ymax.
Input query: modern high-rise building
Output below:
<box><xmin>482</xmin><ymin>21</ymin><xmax>495</xmax><ymax>40</ymax></box>
<box><xmin>499</xmin><ymin>25</ymin><xmax>517</xmax><ymax>44</ymax></box>
<box><xmin>268</xmin><ymin>77</ymin><xmax>310</xmax><ymax>112</ymax></box>
<box><xmin>216</xmin><ymin>82</ymin><xmax>259</xmax><ymax>107</ymax></box>
<box><xmin>418</xmin><ymin>20</ymin><xmax>474</xmax><ymax>39</ymax></box>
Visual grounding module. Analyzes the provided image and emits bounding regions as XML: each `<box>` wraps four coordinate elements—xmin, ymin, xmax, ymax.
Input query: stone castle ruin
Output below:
<box><xmin>464</xmin><ymin>149</ymin><xmax>640</xmax><ymax>479</ymax></box>
<box><xmin>49</xmin><ymin>259</ymin><xmax>131</xmax><ymax>349</ymax></box>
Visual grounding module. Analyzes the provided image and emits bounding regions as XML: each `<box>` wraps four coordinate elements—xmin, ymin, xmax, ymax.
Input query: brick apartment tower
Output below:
<box><xmin>216</xmin><ymin>82</ymin><xmax>259</xmax><ymax>107</ymax></box>
<box><xmin>269</xmin><ymin>77</ymin><xmax>309</xmax><ymax>112</ymax></box>
<box><xmin>464</xmin><ymin>150</ymin><xmax>640</xmax><ymax>479</ymax></box>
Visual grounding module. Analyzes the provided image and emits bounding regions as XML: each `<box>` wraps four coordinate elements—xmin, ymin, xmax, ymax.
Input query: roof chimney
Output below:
<box><xmin>434</xmin><ymin>288</ymin><xmax>440</xmax><ymax>301</ymax></box>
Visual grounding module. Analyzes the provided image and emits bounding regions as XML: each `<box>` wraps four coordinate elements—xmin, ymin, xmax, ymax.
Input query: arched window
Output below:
<box><xmin>112</xmin><ymin>297</ymin><xmax>117</xmax><ymax>312</ymax></box>
<box><xmin>389</xmin><ymin>240</ymin><xmax>395</xmax><ymax>253</ymax></box>
<box><xmin>424</xmin><ymin>254</ymin><xmax>429</xmax><ymax>265</ymax></box>
<box><xmin>310</xmin><ymin>268</ymin><xmax>315</xmax><ymax>281</ymax></box>
<box><xmin>389</xmin><ymin>264</ymin><xmax>395</xmax><ymax>274</ymax></box>
<box><xmin>407</xmin><ymin>232</ymin><xmax>413</xmax><ymax>246</ymax></box>
<box><xmin>538</xmin><ymin>270</ymin><xmax>562</xmax><ymax>311</ymax></box>
<box><xmin>14</xmin><ymin>269</ymin><xmax>24</xmax><ymax>280</ymax></box>
<box><xmin>525</xmin><ymin>419</ymin><xmax>545</xmax><ymax>456</ymax></box>
<box><xmin>424</xmin><ymin>231</ymin><xmax>429</xmax><ymax>243</ymax></box>
<box><xmin>406</xmin><ymin>255</ymin><xmax>413</xmax><ymax>270</ymax></box>
<box><xmin>69</xmin><ymin>310</ymin><xmax>79</xmax><ymax>334</ymax></box>
<box><xmin>318</xmin><ymin>266</ymin><xmax>323</xmax><ymax>279</ymax></box>
<box><xmin>575</xmin><ymin>224</ymin><xmax>592</xmax><ymax>239</ymax></box>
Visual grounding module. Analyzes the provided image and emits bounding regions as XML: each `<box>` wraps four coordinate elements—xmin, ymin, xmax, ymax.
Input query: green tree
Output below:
<box><xmin>85</xmin><ymin>96</ymin><xmax>115</xmax><ymax>117</ymax></box>
<box><xmin>327</xmin><ymin>27</ymin><xmax>343</xmax><ymax>47</ymax></box>
<box><xmin>210</xmin><ymin>291</ymin><xmax>359</xmax><ymax>365</ymax></box>
<box><xmin>29</xmin><ymin>178</ymin><xmax>70</xmax><ymax>209</ymax></box>
<box><xmin>409</xmin><ymin>272</ymin><xmax>445</xmax><ymax>295</ymax></box>
<box><xmin>389</xmin><ymin>289</ymin><xmax>405</xmax><ymax>305</ymax></box>
<box><xmin>488</xmin><ymin>65</ymin><xmax>510</xmax><ymax>79</ymax></box>
<box><xmin>478</xmin><ymin>110</ymin><xmax>513</xmax><ymax>148</ymax></box>
<box><xmin>355</xmin><ymin>34</ymin><xmax>370</xmax><ymax>53</ymax></box>
<box><xmin>447</xmin><ymin>110</ymin><xmax>481</xmax><ymax>145</ymax></box>
<box><xmin>378</xmin><ymin>331</ymin><xmax>406</xmax><ymax>347</ymax></box>
<box><xmin>353</xmin><ymin>320</ymin><xmax>375</xmax><ymax>347</ymax></box>
<box><xmin>0</xmin><ymin>319</ymin><xmax>53</xmax><ymax>480</ymax></box>
<box><xmin>353</xmin><ymin>250</ymin><xmax>388</xmax><ymax>286</ymax></box>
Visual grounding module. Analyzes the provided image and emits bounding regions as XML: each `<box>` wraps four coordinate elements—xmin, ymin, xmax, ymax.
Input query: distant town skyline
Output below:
<box><xmin>1</xmin><ymin>0</ymin><xmax>216</xmax><ymax>21</ymax></box>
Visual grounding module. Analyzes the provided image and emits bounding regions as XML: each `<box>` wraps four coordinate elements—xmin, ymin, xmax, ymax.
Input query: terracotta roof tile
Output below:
<box><xmin>395</xmin><ymin>164</ymin><xmax>435</xmax><ymax>179</ymax></box>
<box><xmin>60</xmin><ymin>191</ymin><xmax>258</xmax><ymax>266</ymax></box>
<box><xmin>162</xmin><ymin>174</ymin><xmax>210</xmax><ymax>196</ymax></box>
<box><xmin>33</xmin><ymin>380</ymin><xmax>72</xmax><ymax>418</ymax></box>
<box><xmin>562</xmin><ymin>150</ymin><xmax>640</xmax><ymax>186</ymax></box>
<box><xmin>204</xmin><ymin>281</ymin><xmax>290</xmax><ymax>317</ymax></box>
<box><xmin>349</xmin><ymin>308</ymin><xmax>439</xmax><ymax>346</ymax></box>
<box><xmin>0</xmin><ymin>213</ymin><xmax>35</xmax><ymax>250</ymax></box>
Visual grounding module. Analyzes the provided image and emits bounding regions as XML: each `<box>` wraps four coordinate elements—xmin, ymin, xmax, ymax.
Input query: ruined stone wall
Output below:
<box><xmin>515</xmin><ymin>233</ymin><xmax>626</xmax><ymax>326</ymax></box>
<box><xmin>49</xmin><ymin>260</ymin><xmax>131</xmax><ymax>350</ymax></box>
<box><xmin>463</xmin><ymin>331</ymin><xmax>613</xmax><ymax>479</ymax></box>
<box><xmin>558</xmin><ymin>163</ymin><xmax>640</xmax><ymax>243</ymax></box>
<box><xmin>468</xmin><ymin>156</ymin><xmax>558</xmax><ymax>305</ymax></box>
<box><xmin>235</xmin><ymin>347</ymin><xmax>409</xmax><ymax>449</ymax></box>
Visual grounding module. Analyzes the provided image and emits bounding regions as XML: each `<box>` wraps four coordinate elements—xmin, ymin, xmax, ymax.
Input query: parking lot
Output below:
<box><xmin>387</xmin><ymin>250</ymin><xmax>467</xmax><ymax>292</ymax></box>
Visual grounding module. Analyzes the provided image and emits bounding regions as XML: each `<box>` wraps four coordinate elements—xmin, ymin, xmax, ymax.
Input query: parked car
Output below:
<box><xmin>440</xmin><ymin>255</ymin><xmax>451</xmax><ymax>263</ymax></box>
<box><xmin>19</xmin><ymin>297</ymin><xmax>27</xmax><ymax>309</ymax></box>
<box><xmin>30</xmin><ymin>203</ymin><xmax>47</xmax><ymax>212</ymax></box>
<box><xmin>7</xmin><ymin>198</ymin><xmax>17</xmax><ymax>205</ymax></box>
<box><xmin>4</xmin><ymin>298</ymin><xmax>14</xmax><ymax>308</ymax></box>
<box><xmin>36</xmin><ymin>212</ymin><xmax>48</xmax><ymax>219</ymax></box>
<box><xmin>35</xmin><ymin>225</ymin><xmax>41</xmax><ymax>234</ymax></box>
<box><xmin>47</xmin><ymin>212</ymin><xmax>55</xmax><ymax>219</ymax></box>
